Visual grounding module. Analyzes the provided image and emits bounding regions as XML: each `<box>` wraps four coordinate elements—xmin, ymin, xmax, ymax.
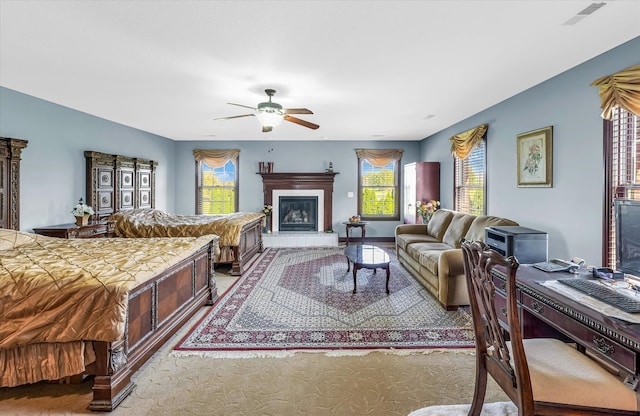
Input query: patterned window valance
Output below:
<box><xmin>449</xmin><ymin>124</ymin><xmax>488</xmax><ymax>159</ymax></box>
<box><xmin>355</xmin><ymin>149</ymin><xmax>403</xmax><ymax>166</ymax></box>
<box><xmin>193</xmin><ymin>149</ymin><xmax>240</xmax><ymax>168</ymax></box>
<box><xmin>590</xmin><ymin>64</ymin><xmax>640</xmax><ymax>119</ymax></box>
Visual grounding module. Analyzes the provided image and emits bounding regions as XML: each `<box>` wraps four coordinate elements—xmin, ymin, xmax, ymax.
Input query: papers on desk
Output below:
<box><xmin>540</xmin><ymin>280</ymin><xmax>640</xmax><ymax>324</ymax></box>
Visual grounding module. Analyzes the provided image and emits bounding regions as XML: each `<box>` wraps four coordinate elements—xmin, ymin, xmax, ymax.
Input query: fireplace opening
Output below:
<box><xmin>279</xmin><ymin>196</ymin><xmax>318</xmax><ymax>232</ymax></box>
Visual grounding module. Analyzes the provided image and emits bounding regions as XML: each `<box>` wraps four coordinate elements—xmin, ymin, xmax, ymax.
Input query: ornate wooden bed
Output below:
<box><xmin>1</xmin><ymin>143</ymin><xmax>220</xmax><ymax>411</ymax></box>
<box><xmin>0</xmin><ymin>229</ymin><xmax>219</xmax><ymax>411</ymax></box>
<box><xmin>85</xmin><ymin>150</ymin><xmax>264</xmax><ymax>275</ymax></box>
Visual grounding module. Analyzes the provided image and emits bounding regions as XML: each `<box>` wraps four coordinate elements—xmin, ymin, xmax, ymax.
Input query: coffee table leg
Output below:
<box><xmin>385</xmin><ymin>265</ymin><xmax>390</xmax><ymax>294</ymax></box>
<box><xmin>352</xmin><ymin>264</ymin><xmax>358</xmax><ymax>294</ymax></box>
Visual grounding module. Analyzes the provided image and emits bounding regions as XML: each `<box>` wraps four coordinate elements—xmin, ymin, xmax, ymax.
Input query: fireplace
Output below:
<box><xmin>260</xmin><ymin>172</ymin><xmax>339</xmax><ymax>233</ymax></box>
<box><xmin>278</xmin><ymin>196</ymin><xmax>318</xmax><ymax>232</ymax></box>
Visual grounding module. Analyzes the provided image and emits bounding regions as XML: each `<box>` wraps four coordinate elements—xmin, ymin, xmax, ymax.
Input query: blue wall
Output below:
<box><xmin>421</xmin><ymin>36</ymin><xmax>640</xmax><ymax>265</ymax></box>
<box><xmin>0</xmin><ymin>87</ymin><xmax>177</xmax><ymax>230</ymax></box>
<box><xmin>174</xmin><ymin>140</ymin><xmax>421</xmax><ymax>238</ymax></box>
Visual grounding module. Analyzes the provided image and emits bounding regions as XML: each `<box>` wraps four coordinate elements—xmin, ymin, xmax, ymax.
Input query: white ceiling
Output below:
<box><xmin>1</xmin><ymin>1</ymin><xmax>638</xmax><ymax>142</ymax></box>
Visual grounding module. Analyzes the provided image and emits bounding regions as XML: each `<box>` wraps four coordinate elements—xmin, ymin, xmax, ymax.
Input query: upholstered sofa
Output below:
<box><xmin>395</xmin><ymin>209</ymin><xmax>518</xmax><ymax>310</ymax></box>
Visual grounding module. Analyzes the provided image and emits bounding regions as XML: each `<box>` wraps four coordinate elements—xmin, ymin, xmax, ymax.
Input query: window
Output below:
<box><xmin>604</xmin><ymin>107</ymin><xmax>639</xmax><ymax>268</ymax></box>
<box><xmin>454</xmin><ymin>139</ymin><xmax>486</xmax><ymax>215</ymax></box>
<box><xmin>356</xmin><ymin>149</ymin><xmax>402</xmax><ymax>221</ymax></box>
<box><xmin>194</xmin><ymin>149</ymin><xmax>239</xmax><ymax>214</ymax></box>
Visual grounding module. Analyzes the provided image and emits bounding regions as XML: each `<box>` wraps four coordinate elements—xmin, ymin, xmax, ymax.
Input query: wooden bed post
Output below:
<box><xmin>88</xmin><ymin>340</ymin><xmax>134</xmax><ymax>411</ymax></box>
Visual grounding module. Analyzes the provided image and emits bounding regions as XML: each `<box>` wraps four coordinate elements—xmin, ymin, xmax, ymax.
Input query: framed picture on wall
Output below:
<box><xmin>517</xmin><ymin>126</ymin><xmax>553</xmax><ymax>188</ymax></box>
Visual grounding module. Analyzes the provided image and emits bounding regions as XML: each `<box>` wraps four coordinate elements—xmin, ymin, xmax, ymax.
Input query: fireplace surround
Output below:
<box><xmin>259</xmin><ymin>172</ymin><xmax>339</xmax><ymax>232</ymax></box>
<box><xmin>278</xmin><ymin>195</ymin><xmax>319</xmax><ymax>232</ymax></box>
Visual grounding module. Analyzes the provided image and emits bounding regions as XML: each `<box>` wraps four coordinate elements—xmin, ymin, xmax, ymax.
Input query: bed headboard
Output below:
<box><xmin>1</xmin><ymin>137</ymin><xmax>28</xmax><ymax>230</ymax></box>
<box><xmin>85</xmin><ymin>150</ymin><xmax>157</xmax><ymax>219</ymax></box>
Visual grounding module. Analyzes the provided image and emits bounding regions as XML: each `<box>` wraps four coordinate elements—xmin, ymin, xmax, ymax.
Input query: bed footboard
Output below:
<box><xmin>219</xmin><ymin>216</ymin><xmax>264</xmax><ymax>275</ymax></box>
<box><xmin>88</xmin><ymin>240</ymin><xmax>216</xmax><ymax>411</ymax></box>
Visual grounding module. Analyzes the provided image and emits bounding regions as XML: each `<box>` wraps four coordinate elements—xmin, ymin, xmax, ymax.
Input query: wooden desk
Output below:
<box><xmin>492</xmin><ymin>265</ymin><xmax>640</xmax><ymax>391</ymax></box>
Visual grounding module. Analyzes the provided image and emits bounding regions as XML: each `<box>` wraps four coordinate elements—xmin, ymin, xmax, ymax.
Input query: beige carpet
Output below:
<box><xmin>0</xmin><ymin>259</ymin><xmax>510</xmax><ymax>416</ymax></box>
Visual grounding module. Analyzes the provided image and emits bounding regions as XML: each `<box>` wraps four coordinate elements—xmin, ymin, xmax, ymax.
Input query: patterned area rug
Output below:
<box><xmin>173</xmin><ymin>246</ymin><xmax>474</xmax><ymax>357</ymax></box>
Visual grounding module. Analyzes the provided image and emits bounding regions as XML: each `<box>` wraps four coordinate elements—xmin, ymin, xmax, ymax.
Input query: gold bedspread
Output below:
<box><xmin>108</xmin><ymin>209</ymin><xmax>264</xmax><ymax>247</ymax></box>
<box><xmin>0</xmin><ymin>229</ymin><xmax>217</xmax><ymax>351</ymax></box>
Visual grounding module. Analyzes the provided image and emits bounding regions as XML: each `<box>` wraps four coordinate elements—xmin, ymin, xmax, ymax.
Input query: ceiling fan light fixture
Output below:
<box><xmin>220</xmin><ymin>89</ymin><xmax>318</xmax><ymax>131</ymax></box>
<box><xmin>256</xmin><ymin>106</ymin><xmax>284</xmax><ymax>128</ymax></box>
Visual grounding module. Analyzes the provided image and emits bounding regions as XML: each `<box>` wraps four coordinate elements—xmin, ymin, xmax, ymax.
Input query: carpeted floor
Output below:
<box><xmin>174</xmin><ymin>247</ymin><xmax>474</xmax><ymax>356</ymax></box>
<box><xmin>0</xmin><ymin>249</ymin><xmax>510</xmax><ymax>415</ymax></box>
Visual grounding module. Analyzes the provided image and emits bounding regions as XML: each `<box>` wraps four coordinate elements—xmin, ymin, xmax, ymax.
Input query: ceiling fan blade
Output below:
<box><xmin>284</xmin><ymin>115</ymin><xmax>320</xmax><ymax>130</ymax></box>
<box><xmin>284</xmin><ymin>108</ymin><xmax>313</xmax><ymax>115</ymax></box>
<box><xmin>228</xmin><ymin>103</ymin><xmax>257</xmax><ymax>110</ymax></box>
<box><xmin>262</xmin><ymin>126</ymin><xmax>273</xmax><ymax>133</ymax></box>
<box><xmin>214</xmin><ymin>114</ymin><xmax>255</xmax><ymax>120</ymax></box>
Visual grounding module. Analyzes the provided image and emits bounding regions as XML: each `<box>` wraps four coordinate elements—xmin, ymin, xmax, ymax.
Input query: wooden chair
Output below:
<box><xmin>460</xmin><ymin>239</ymin><xmax>639</xmax><ymax>416</ymax></box>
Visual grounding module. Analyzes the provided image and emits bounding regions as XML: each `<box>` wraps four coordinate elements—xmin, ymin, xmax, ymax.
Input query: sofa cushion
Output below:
<box><xmin>406</xmin><ymin>243</ymin><xmax>453</xmax><ymax>275</ymax></box>
<box><xmin>442</xmin><ymin>212</ymin><xmax>476</xmax><ymax>248</ymax></box>
<box><xmin>396</xmin><ymin>233</ymin><xmax>439</xmax><ymax>250</ymax></box>
<box><xmin>426</xmin><ymin>209</ymin><xmax>455</xmax><ymax>241</ymax></box>
<box><xmin>464</xmin><ymin>215</ymin><xmax>519</xmax><ymax>242</ymax></box>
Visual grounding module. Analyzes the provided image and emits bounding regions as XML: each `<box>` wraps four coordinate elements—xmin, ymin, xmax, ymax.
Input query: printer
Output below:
<box><xmin>485</xmin><ymin>226</ymin><xmax>548</xmax><ymax>264</ymax></box>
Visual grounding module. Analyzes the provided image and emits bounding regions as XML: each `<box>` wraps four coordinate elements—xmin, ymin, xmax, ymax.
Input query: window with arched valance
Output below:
<box><xmin>355</xmin><ymin>149</ymin><xmax>403</xmax><ymax>221</ymax></box>
<box><xmin>193</xmin><ymin>149</ymin><xmax>240</xmax><ymax>214</ymax></box>
<box><xmin>450</xmin><ymin>125</ymin><xmax>488</xmax><ymax>215</ymax></box>
<box><xmin>593</xmin><ymin>64</ymin><xmax>640</xmax><ymax>270</ymax></box>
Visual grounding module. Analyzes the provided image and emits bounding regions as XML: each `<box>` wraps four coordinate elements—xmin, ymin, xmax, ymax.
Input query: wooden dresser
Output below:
<box><xmin>33</xmin><ymin>221</ymin><xmax>114</xmax><ymax>239</ymax></box>
<box><xmin>0</xmin><ymin>137</ymin><xmax>28</xmax><ymax>230</ymax></box>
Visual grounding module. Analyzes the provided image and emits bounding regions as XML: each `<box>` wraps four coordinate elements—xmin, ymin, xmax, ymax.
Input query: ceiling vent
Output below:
<box><xmin>563</xmin><ymin>2</ymin><xmax>607</xmax><ymax>25</ymax></box>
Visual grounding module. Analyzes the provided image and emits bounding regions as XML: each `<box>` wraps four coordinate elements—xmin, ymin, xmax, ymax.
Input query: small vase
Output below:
<box><xmin>263</xmin><ymin>215</ymin><xmax>272</xmax><ymax>233</ymax></box>
<box><xmin>75</xmin><ymin>214</ymin><xmax>90</xmax><ymax>226</ymax></box>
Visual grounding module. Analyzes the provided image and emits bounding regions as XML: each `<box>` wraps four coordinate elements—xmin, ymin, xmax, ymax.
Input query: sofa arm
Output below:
<box><xmin>395</xmin><ymin>224</ymin><xmax>428</xmax><ymax>236</ymax></box>
<box><xmin>438</xmin><ymin>249</ymin><xmax>465</xmax><ymax>277</ymax></box>
<box><xmin>438</xmin><ymin>249</ymin><xmax>470</xmax><ymax>308</ymax></box>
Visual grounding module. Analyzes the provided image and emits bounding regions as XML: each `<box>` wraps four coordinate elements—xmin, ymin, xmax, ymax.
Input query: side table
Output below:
<box><xmin>342</xmin><ymin>221</ymin><xmax>369</xmax><ymax>246</ymax></box>
<box><xmin>33</xmin><ymin>220</ymin><xmax>114</xmax><ymax>239</ymax></box>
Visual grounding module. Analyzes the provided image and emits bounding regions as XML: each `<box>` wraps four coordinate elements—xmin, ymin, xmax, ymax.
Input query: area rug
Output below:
<box><xmin>173</xmin><ymin>246</ymin><xmax>474</xmax><ymax>357</ymax></box>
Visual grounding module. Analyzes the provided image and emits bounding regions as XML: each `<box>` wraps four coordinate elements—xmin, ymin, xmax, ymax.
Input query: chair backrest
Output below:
<box><xmin>461</xmin><ymin>239</ymin><xmax>533</xmax><ymax>411</ymax></box>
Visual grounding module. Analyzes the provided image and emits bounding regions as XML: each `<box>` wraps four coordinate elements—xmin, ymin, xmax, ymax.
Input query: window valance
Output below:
<box><xmin>449</xmin><ymin>124</ymin><xmax>488</xmax><ymax>159</ymax></box>
<box><xmin>193</xmin><ymin>149</ymin><xmax>240</xmax><ymax>168</ymax></box>
<box><xmin>355</xmin><ymin>149</ymin><xmax>403</xmax><ymax>167</ymax></box>
<box><xmin>590</xmin><ymin>63</ymin><xmax>640</xmax><ymax>119</ymax></box>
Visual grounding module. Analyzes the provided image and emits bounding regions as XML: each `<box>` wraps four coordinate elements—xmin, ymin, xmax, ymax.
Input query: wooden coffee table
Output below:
<box><xmin>344</xmin><ymin>244</ymin><xmax>391</xmax><ymax>294</ymax></box>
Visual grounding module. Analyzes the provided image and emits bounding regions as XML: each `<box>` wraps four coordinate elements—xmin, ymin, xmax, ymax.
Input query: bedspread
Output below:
<box><xmin>0</xmin><ymin>229</ymin><xmax>217</xmax><ymax>351</ymax></box>
<box><xmin>108</xmin><ymin>209</ymin><xmax>264</xmax><ymax>247</ymax></box>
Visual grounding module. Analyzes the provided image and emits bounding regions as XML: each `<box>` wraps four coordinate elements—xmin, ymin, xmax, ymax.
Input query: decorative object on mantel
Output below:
<box><xmin>258</xmin><ymin>161</ymin><xmax>274</xmax><ymax>173</ymax></box>
<box><xmin>325</xmin><ymin>161</ymin><xmax>334</xmax><ymax>173</ymax></box>
<box><xmin>416</xmin><ymin>200</ymin><xmax>440</xmax><ymax>224</ymax></box>
<box><xmin>261</xmin><ymin>204</ymin><xmax>273</xmax><ymax>233</ymax></box>
<box><xmin>71</xmin><ymin>198</ymin><xmax>94</xmax><ymax>226</ymax></box>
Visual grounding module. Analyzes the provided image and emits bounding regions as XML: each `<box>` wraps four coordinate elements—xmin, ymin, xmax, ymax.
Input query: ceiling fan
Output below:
<box><xmin>215</xmin><ymin>89</ymin><xmax>319</xmax><ymax>132</ymax></box>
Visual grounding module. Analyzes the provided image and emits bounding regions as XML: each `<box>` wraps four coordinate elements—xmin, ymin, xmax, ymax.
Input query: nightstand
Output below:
<box><xmin>33</xmin><ymin>220</ymin><xmax>114</xmax><ymax>239</ymax></box>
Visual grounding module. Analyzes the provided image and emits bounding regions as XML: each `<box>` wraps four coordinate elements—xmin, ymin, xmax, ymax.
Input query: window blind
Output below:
<box><xmin>606</xmin><ymin>107</ymin><xmax>640</xmax><ymax>268</ymax></box>
<box><xmin>454</xmin><ymin>140</ymin><xmax>486</xmax><ymax>215</ymax></box>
